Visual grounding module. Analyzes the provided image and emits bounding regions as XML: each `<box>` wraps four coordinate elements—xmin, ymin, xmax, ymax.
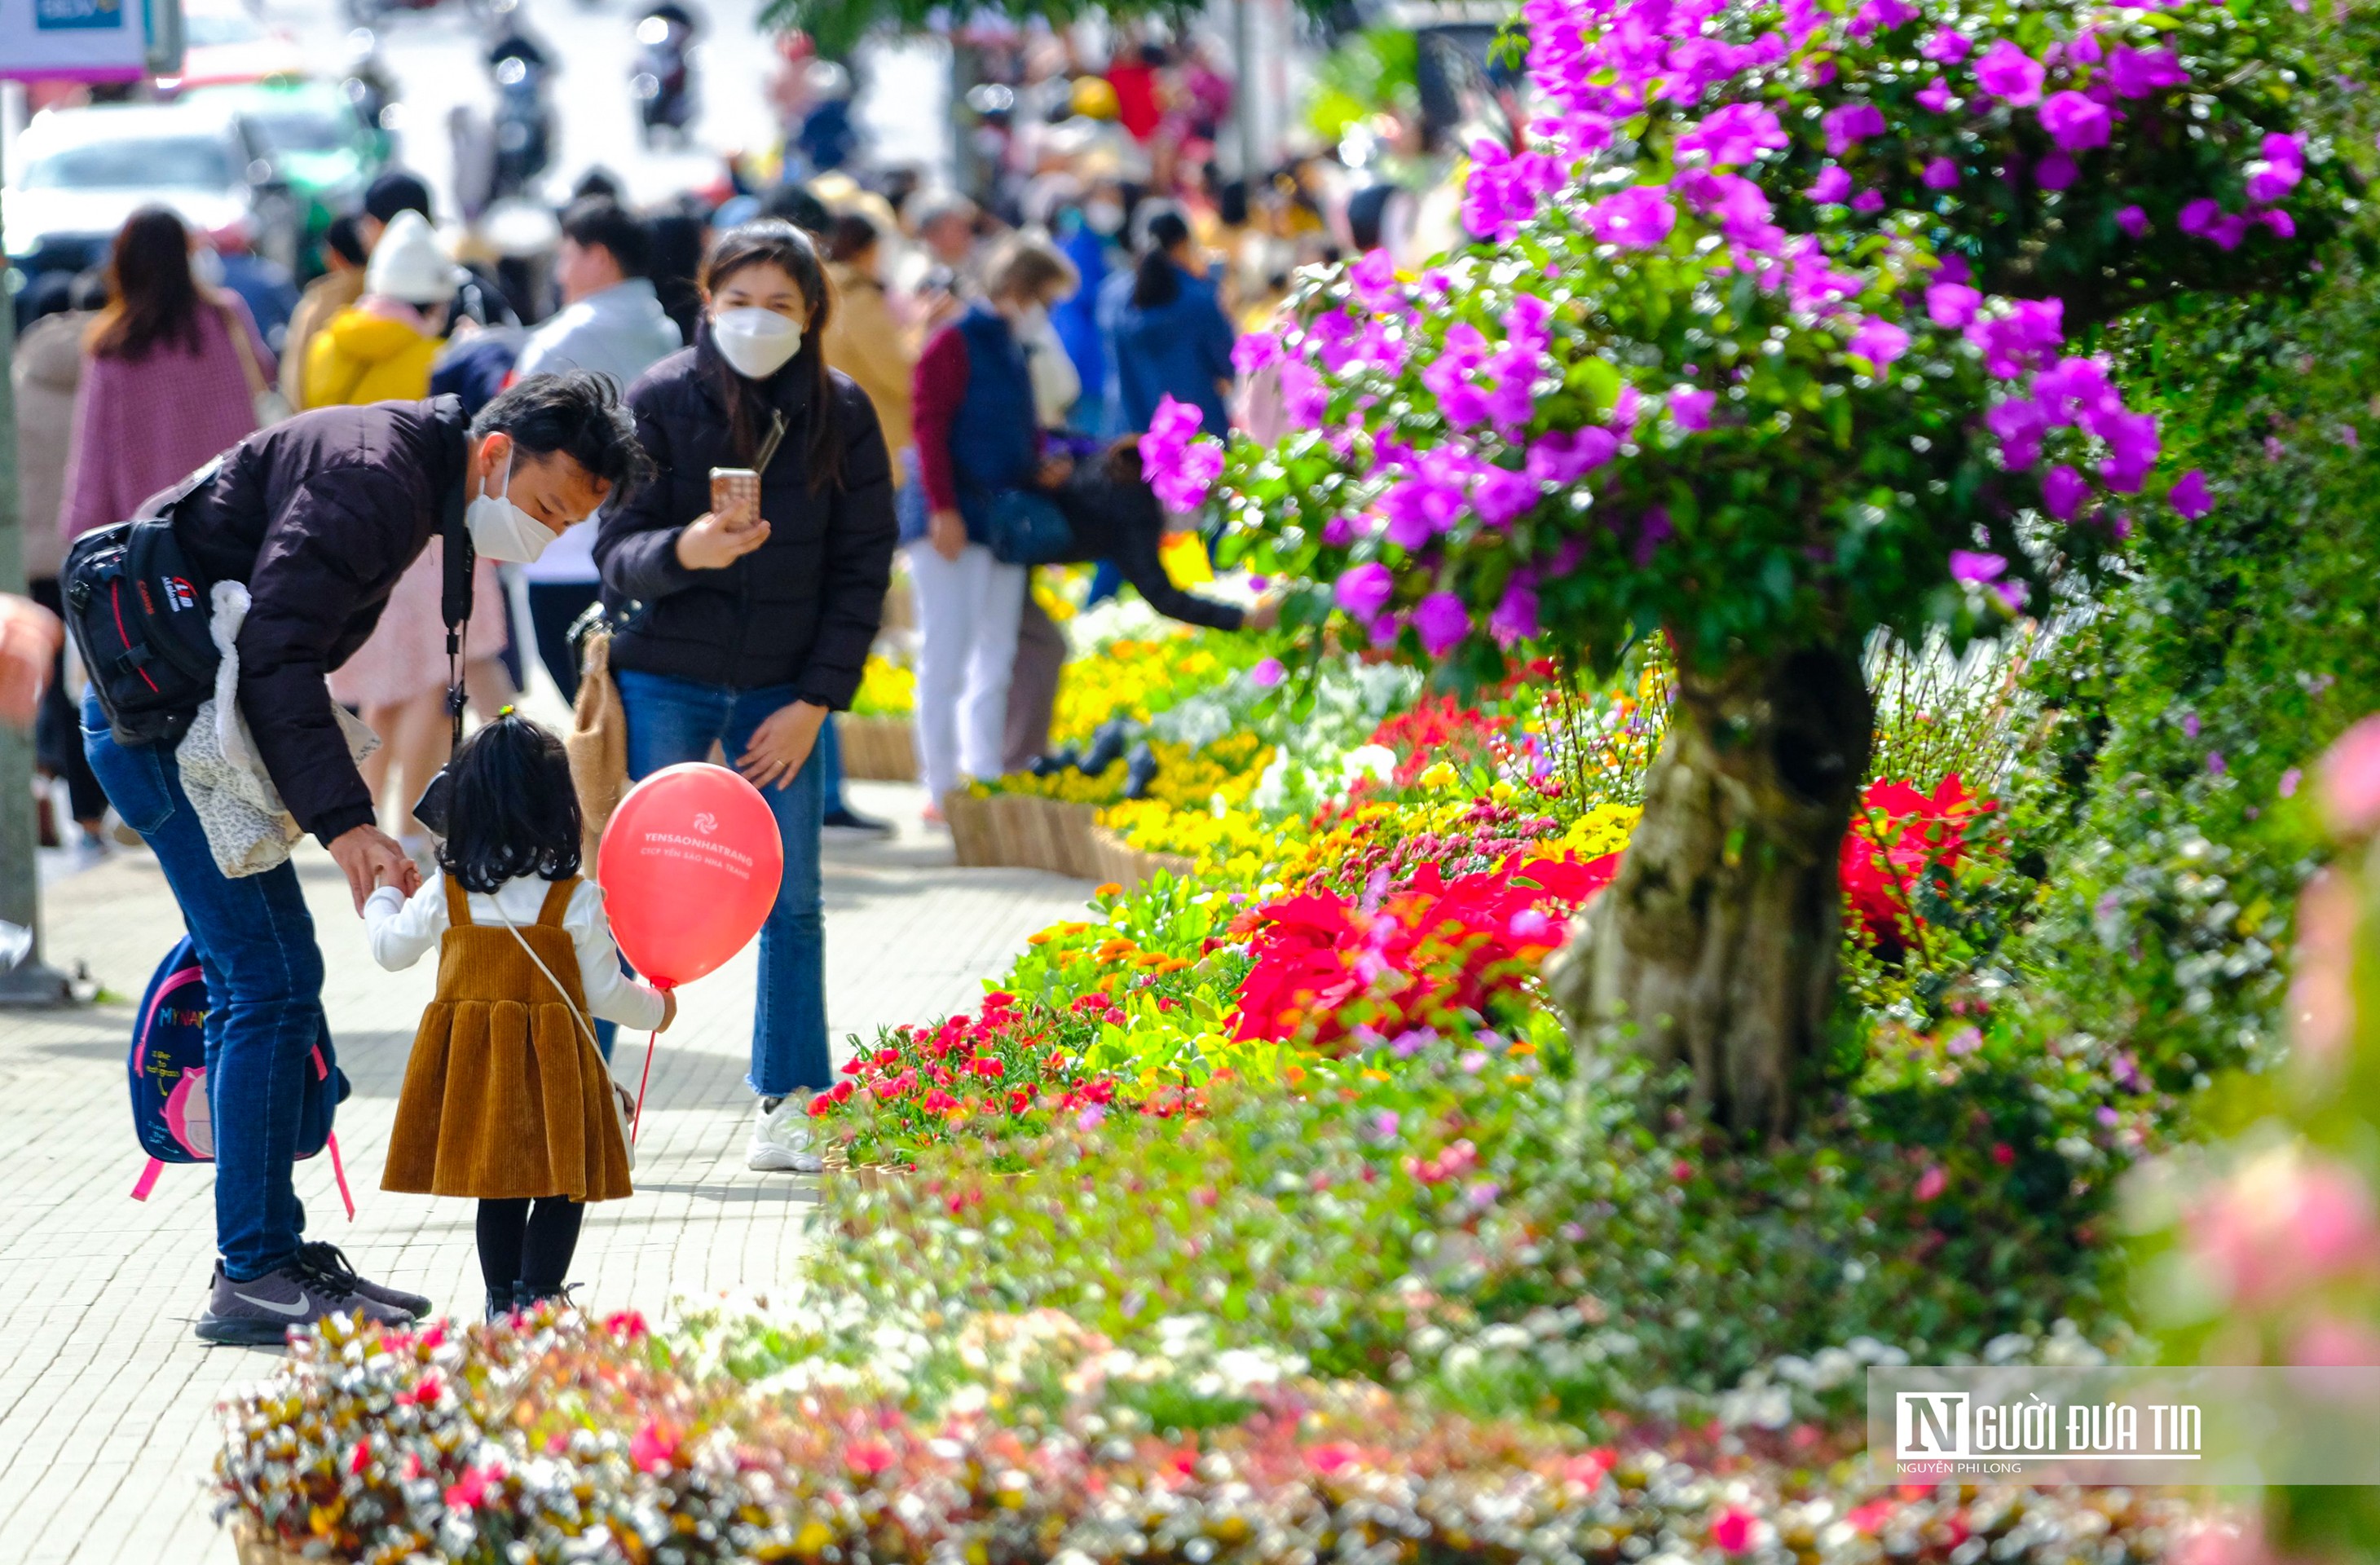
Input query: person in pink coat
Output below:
<box><xmin>61</xmin><ymin>207</ymin><xmax>274</xmax><ymax>545</ymax></box>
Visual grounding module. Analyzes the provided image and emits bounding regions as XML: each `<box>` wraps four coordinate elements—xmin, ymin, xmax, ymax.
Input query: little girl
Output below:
<box><xmin>368</xmin><ymin>712</ymin><xmax>674</xmax><ymax>1317</ymax></box>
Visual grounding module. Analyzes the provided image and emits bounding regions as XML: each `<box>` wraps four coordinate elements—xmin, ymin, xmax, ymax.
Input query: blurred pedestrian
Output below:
<box><xmin>597</xmin><ymin>219</ymin><xmax>897</xmax><ymax>1174</ymax></box>
<box><xmin>0</xmin><ymin>596</ymin><xmax>61</xmax><ymax>731</ymax></box>
<box><xmin>816</xmin><ymin>209</ymin><xmax>913</xmax><ymax>837</ymax></box>
<box><xmin>280</xmin><ymin>215</ymin><xmax>368</xmax><ymax>409</ymax></box>
<box><xmin>908</xmin><ymin>234</ymin><xmax>1079</xmax><ymax>816</ymax></box>
<box><xmin>61</xmin><ymin>208</ymin><xmax>274</xmax><ymax>549</ymax></box>
<box><xmin>11</xmin><ymin>270</ymin><xmax>109</xmax><ymax>847</ymax></box>
<box><xmin>910</xmin><ymin>191</ymin><xmax>981</xmax><ymax>316</ymax></box>
<box><xmin>513</xmin><ymin>198</ymin><xmax>683</xmax><ymax>701</ymax></box>
<box><xmin>1101</xmin><ymin>208</ymin><xmax>1233</xmax><ymax>438</ymax></box>
<box><xmin>306</xmin><ymin>210</ymin><xmax>514</xmax><ymax>866</ymax></box>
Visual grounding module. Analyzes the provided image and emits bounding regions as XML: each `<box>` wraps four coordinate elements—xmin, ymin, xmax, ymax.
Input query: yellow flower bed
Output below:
<box><xmin>991</xmin><ymin>732</ymin><xmax>1274</xmax><ymax>812</ymax></box>
<box><xmin>1099</xmin><ymin>798</ymin><xmax>1311</xmax><ymax>879</ymax></box>
<box><xmin>850</xmin><ymin>655</ymin><xmax>915</xmax><ymax>718</ymax></box>
<box><xmin>1049</xmin><ymin>636</ymin><xmax>1238</xmax><ymax>747</ymax></box>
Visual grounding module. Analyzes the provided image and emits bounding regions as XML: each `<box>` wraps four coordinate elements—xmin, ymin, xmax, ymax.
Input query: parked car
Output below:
<box><xmin>170</xmin><ymin>0</ymin><xmax>310</xmax><ymax>89</ymax></box>
<box><xmin>187</xmin><ymin>82</ymin><xmax>385</xmax><ymax>254</ymax></box>
<box><xmin>2</xmin><ymin>102</ymin><xmax>302</xmax><ymax>284</ymax></box>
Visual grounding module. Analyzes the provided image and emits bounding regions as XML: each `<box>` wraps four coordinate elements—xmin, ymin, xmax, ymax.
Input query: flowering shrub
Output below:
<box><xmin>218</xmin><ymin>1303</ymin><xmax>2223</xmax><ymax>1565</ymax></box>
<box><xmin>849</xmin><ymin>655</ymin><xmax>915</xmax><ymax>718</ymax></box>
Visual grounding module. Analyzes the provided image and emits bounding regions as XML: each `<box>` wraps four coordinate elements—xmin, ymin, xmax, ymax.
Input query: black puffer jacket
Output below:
<box><xmin>597</xmin><ymin>328</ymin><xmax>895</xmax><ymax>705</ymax></box>
<box><xmin>170</xmin><ymin>396</ymin><xmax>470</xmax><ymax>846</ymax></box>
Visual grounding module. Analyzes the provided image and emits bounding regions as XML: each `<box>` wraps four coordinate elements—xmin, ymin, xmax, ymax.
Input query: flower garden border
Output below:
<box><xmin>233</xmin><ymin>1519</ymin><xmax>317</xmax><ymax>1565</ymax></box>
<box><xmin>838</xmin><ymin>716</ymin><xmax>917</xmax><ymax>781</ymax></box>
<box><xmin>943</xmin><ymin>792</ymin><xmax>1193</xmax><ymax>889</ymax></box>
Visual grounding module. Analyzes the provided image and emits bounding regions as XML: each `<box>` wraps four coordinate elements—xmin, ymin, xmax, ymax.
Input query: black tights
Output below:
<box><xmin>474</xmin><ymin>1197</ymin><xmax>585</xmax><ymax>1298</ymax></box>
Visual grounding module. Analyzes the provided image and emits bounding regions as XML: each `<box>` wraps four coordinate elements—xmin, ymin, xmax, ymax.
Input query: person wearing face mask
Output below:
<box><xmin>305</xmin><ymin>209</ymin><xmax>519</xmax><ymax>866</ymax></box>
<box><xmin>596</xmin><ymin>220</ymin><xmax>897</xmax><ymax>1176</ymax></box>
<box><xmin>907</xmin><ymin>235</ymin><xmax>1082</xmax><ymax>822</ymax></box>
<box><xmin>73</xmin><ymin>373</ymin><xmax>650</xmax><ymax>1341</ymax></box>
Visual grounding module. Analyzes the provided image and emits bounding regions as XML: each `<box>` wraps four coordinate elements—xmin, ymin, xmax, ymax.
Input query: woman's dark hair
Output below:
<box><xmin>559</xmin><ymin>198</ymin><xmax>652</xmax><ymax>279</ymax></box>
<box><xmin>473</xmin><ymin>368</ymin><xmax>655</xmax><ymax>500</ymax></box>
<box><xmin>88</xmin><ymin>206</ymin><xmax>205</xmax><ymax>361</ymax></box>
<box><xmin>323</xmin><ymin>214</ymin><xmax>368</xmax><ymax>271</ymax></box>
<box><xmin>435</xmin><ymin>712</ymin><xmax>583</xmax><ymax>894</ymax></box>
<box><xmin>823</xmin><ymin>210</ymin><xmax>879</xmax><ymax>266</ymax></box>
<box><xmin>701</xmin><ymin>218</ymin><xmax>840</xmax><ymax>490</ymax></box>
<box><xmin>1130</xmin><ymin>209</ymin><xmax>1193</xmax><ymax>310</ymax></box>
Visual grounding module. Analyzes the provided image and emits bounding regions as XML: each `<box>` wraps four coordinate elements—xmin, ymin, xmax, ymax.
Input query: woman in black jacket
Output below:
<box><xmin>595</xmin><ymin>220</ymin><xmax>896</xmax><ymax>1175</ymax></box>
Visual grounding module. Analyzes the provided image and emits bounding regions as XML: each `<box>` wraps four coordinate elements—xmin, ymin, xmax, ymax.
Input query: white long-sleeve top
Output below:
<box><xmin>364</xmin><ymin>877</ymin><xmax>670</xmax><ymax>1034</ymax></box>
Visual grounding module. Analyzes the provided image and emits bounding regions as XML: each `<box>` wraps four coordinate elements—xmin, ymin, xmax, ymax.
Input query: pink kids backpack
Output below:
<box><xmin>126</xmin><ymin>937</ymin><xmax>355</xmax><ymax>1217</ymax></box>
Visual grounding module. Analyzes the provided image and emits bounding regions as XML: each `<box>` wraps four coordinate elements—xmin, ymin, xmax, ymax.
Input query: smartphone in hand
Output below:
<box><xmin>710</xmin><ymin>467</ymin><xmax>760</xmax><ymax>530</ymax></box>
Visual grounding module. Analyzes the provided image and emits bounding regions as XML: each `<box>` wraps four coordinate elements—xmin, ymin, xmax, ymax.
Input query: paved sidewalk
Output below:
<box><xmin>0</xmin><ymin>780</ymin><xmax>1088</xmax><ymax>1562</ymax></box>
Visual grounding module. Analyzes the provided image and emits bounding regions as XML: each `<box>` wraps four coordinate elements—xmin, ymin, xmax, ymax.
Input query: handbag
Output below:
<box><xmin>985</xmin><ymin>487</ymin><xmax>1076</xmax><ymax>566</ymax></box>
<box><xmin>60</xmin><ymin>462</ymin><xmax>229</xmax><ymax>748</ymax></box>
<box><xmin>565</xmin><ymin>623</ymin><xmax>630</xmax><ymax>866</ymax></box>
<box><xmin>218</xmin><ymin>298</ymin><xmax>293</xmax><ymax>427</ymax></box>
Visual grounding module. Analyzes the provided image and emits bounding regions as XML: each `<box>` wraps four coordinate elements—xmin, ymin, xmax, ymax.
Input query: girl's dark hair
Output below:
<box><xmin>823</xmin><ymin>210</ymin><xmax>879</xmax><ymax>266</ymax></box>
<box><xmin>88</xmin><ymin>206</ymin><xmax>205</xmax><ymax>361</ymax></box>
<box><xmin>1130</xmin><ymin>209</ymin><xmax>1192</xmax><ymax>310</ymax></box>
<box><xmin>702</xmin><ymin>218</ymin><xmax>840</xmax><ymax>491</ymax></box>
<box><xmin>435</xmin><ymin>712</ymin><xmax>584</xmax><ymax>894</ymax></box>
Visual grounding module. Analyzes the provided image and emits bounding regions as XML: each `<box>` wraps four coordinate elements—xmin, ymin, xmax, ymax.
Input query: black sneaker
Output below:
<box><xmin>822</xmin><ymin>806</ymin><xmax>896</xmax><ymax>837</ymax></box>
<box><xmin>300</xmin><ymin>1241</ymin><xmax>433</xmax><ymax>1319</ymax></box>
<box><xmin>194</xmin><ymin>1257</ymin><xmax>412</xmax><ymax>1346</ymax></box>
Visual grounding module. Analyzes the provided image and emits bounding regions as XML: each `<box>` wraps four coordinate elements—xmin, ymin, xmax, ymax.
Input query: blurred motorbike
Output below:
<box><xmin>632</xmin><ymin>3</ymin><xmax>698</xmax><ymax>148</ymax></box>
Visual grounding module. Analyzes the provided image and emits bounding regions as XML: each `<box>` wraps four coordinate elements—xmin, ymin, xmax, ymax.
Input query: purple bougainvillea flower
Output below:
<box><xmin>1489</xmin><ymin>580</ymin><xmax>1540</xmax><ymax>646</ymax></box>
<box><xmin>1413</xmin><ymin>592</ymin><xmax>1472</xmax><ymax>657</ymax></box>
<box><xmin>1916</xmin><ymin>77</ymin><xmax>1955</xmax><ymax>113</ymax></box>
<box><xmin>1851</xmin><ymin>188</ymin><xmax>1886</xmax><ymax>213</ymax></box>
<box><xmin>2069</xmin><ymin>30</ymin><xmax>2104</xmax><ymax>64</ymax></box>
<box><xmin>2247</xmin><ymin>131</ymin><xmax>2306</xmax><ymax>204</ymax></box>
<box><xmin>1676</xmin><ymin>103</ymin><xmax>1787</xmax><ymax>167</ymax></box>
<box><xmin>1807</xmin><ymin>165</ymin><xmax>1853</xmax><ymax>204</ymax></box>
<box><xmin>1526</xmin><ymin>426</ymin><xmax>1619</xmax><ymax>486</ymax></box>
<box><xmin>1950</xmin><ymin>549</ymin><xmax>2008</xmax><ymax>584</ymax></box>
<box><xmin>1333</xmin><ymin>562</ymin><xmax>1395</xmax><ymax>621</ymax></box>
<box><xmin>2263</xmin><ymin>208</ymin><xmax>2298</xmax><ymax>240</ymax></box>
<box><xmin>1926</xmin><ymin>281</ymin><xmax>1981</xmax><ymax>328</ymax></box>
<box><xmin>1633</xmin><ymin>508</ymin><xmax>1673</xmax><ymax>568</ymax></box>
<box><xmin>1822</xmin><ymin>102</ymin><xmax>1887</xmax><ymax>156</ymax></box>
<box><xmin>1250</xmin><ymin>657</ymin><xmax>1285</xmax><ymax>689</ymax></box>
<box><xmin>2036</xmin><ymin>151</ymin><xmax>2078</xmax><ymax>192</ymax></box>
<box><xmin>1669</xmin><ymin>386</ymin><xmax>1717</xmax><ymax>430</ymax></box>
<box><xmin>1847</xmin><ymin>317</ymin><xmax>1910</xmax><ymax>371</ymax></box>
<box><xmin>1232</xmin><ymin>330</ymin><xmax>1283</xmax><ymax>377</ymax></box>
<box><xmin>2033</xmin><ymin>355</ymin><xmax>2120</xmax><ymax>426</ymax></box>
<box><xmin>2041</xmin><ymin>463</ymin><xmax>2088</xmax><ymax>520</ymax></box>
<box><xmin>2208</xmin><ymin>751</ymin><xmax>2227</xmax><ymax>776</ymax></box>
<box><xmin>1588</xmin><ymin>184</ymin><xmax>1677</xmax><ymax>248</ymax></box>
<box><xmin>1923</xmin><ymin>156</ymin><xmax>1960</xmax><ymax>191</ymax></box>
<box><xmin>1139</xmin><ymin>396</ymin><xmax>1224</xmax><ymax>511</ymax></box>
<box><xmin>1849</xmin><ymin>0</ymin><xmax>1917</xmax><ymax>39</ymax></box>
<box><xmin>2096</xmin><ymin>409</ymin><xmax>2162</xmax><ymax>492</ymax></box>
<box><xmin>1471</xmin><ymin>466</ymin><xmax>1541</xmax><ymax>527</ymax></box>
<box><xmin>2038</xmin><ymin>90</ymin><xmax>2112</xmax><ymax>153</ymax></box>
<box><xmin>1921</xmin><ymin>25</ymin><xmax>1972</xmax><ymax>64</ymax></box>
<box><xmin>1975</xmin><ymin>39</ymin><xmax>2046</xmax><ymax>106</ymax></box>
<box><xmin>2180</xmin><ymin>712</ymin><xmax>2201</xmax><ymax>739</ymax></box>
<box><xmin>2177</xmin><ymin>197</ymin><xmax>2225</xmax><ymax>240</ymax></box>
<box><xmin>2107</xmin><ymin>44</ymin><xmax>2189</xmax><ymax>99</ymax></box>
<box><xmin>2169</xmin><ymin>468</ymin><xmax>2213</xmax><ymax>518</ymax></box>
<box><xmin>2116</xmin><ymin>205</ymin><xmax>2150</xmax><ymax>238</ymax></box>
<box><xmin>1986</xmin><ymin>395</ymin><xmax>2051</xmax><ymax>467</ymax></box>
<box><xmin>1321</xmin><ymin>515</ymin><xmax>1355</xmax><ymax>547</ymax></box>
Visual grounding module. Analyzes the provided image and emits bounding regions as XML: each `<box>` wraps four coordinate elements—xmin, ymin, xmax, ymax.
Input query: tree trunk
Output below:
<box><xmin>1546</xmin><ymin>646</ymin><xmax>1872</xmax><ymax>1140</ymax></box>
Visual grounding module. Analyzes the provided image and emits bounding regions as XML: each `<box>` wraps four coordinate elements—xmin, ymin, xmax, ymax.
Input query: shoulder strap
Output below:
<box><xmin>534</xmin><ymin>877</ymin><xmax>578</xmax><ymax>928</ymax></box>
<box><xmin>215</xmin><ymin>298</ymin><xmax>267</xmax><ymax>401</ymax></box>
<box><xmin>444</xmin><ymin>875</ymin><xmax>472</xmax><ymax>928</ymax></box>
<box><xmin>753</xmin><ymin>409</ymin><xmax>789</xmax><ymax>476</ymax></box>
<box><xmin>441</xmin><ymin>429</ymin><xmax>475</xmax><ymax>748</ymax></box>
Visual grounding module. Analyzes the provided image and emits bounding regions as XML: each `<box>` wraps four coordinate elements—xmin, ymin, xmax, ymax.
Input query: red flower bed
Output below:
<box><xmin>1368</xmin><ymin>694</ymin><xmax>1514</xmax><ymax>787</ymax></box>
<box><xmin>1230</xmin><ymin>852</ymin><xmax>1619</xmax><ymax>1050</ymax></box>
<box><xmin>1840</xmin><ymin>774</ymin><xmax>1993</xmax><ymax>959</ymax></box>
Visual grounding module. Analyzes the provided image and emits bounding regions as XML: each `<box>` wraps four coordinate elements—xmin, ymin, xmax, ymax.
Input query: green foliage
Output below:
<box><xmin>1303</xmin><ymin>27</ymin><xmax>1420</xmax><ymax>145</ymax></box>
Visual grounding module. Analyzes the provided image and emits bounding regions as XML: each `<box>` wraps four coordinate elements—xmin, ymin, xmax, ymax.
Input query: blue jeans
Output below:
<box><xmin>83</xmin><ymin>694</ymin><xmax>323</xmax><ymax>1282</ymax></box>
<box><xmin>817</xmin><ymin>713</ymin><xmax>853</xmax><ymax>816</ymax></box>
<box><xmin>615</xmin><ymin>671</ymin><xmax>830</xmax><ymax>1096</ymax></box>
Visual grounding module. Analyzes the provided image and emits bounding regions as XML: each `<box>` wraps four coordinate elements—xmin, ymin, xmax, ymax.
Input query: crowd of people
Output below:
<box><xmin>3</xmin><ymin>20</ymin><xmax>1309</xmax><ymax>1344</ymax></box>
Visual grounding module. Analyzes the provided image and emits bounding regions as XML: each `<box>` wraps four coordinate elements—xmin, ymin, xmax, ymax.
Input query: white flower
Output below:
<box><xmin>1341</xmin><ymin>744</ymin><xmax>1398</xmax><ymax>788</ymax></box>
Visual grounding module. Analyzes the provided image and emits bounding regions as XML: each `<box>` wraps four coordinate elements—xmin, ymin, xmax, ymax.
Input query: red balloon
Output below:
<box><xmin>597</xmin><ymin>764</ymin><xmax>785</xmax><ymax>989</ymax></box>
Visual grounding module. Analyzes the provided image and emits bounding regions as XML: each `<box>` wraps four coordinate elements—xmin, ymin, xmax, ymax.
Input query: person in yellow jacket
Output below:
<box><xmin>306</xmin><ymin>207</ymin><xmax>515</xmax><ymax>865</ymax></box>
<box><xmin>303</xmin><ymin>209</ymin><xmax>456</xmax><ymax>408</ymax></box>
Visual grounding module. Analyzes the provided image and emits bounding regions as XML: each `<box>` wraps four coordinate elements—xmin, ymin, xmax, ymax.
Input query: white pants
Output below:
<box><xmin>907</xmin><ymin>540</ymin><xmax>1026</xmax><ymax>805</ymax></box>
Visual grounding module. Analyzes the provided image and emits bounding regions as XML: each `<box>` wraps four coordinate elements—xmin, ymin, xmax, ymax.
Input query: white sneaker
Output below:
<box><xmin>747</xmin><ymin>1096</ymin><xmax>823</xmax><ymax>1173</ymax></box>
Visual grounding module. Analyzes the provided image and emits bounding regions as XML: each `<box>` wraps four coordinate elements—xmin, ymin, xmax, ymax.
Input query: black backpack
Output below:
<box><xmin>60</xmin><ymin>463</ymin><xmax>227</xmax><ymax>749</ymax></box>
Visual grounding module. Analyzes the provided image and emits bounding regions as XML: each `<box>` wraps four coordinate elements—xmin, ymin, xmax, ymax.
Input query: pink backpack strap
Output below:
<box><xmin>326</xmin><ymin>1131</ymin><xmax>356</xmax><ymax>1221</ymax></box>
<box><xmin>130</xmin><ymin>1157</ymin><xmax>164</xmax><ymax>1202</ymax></box>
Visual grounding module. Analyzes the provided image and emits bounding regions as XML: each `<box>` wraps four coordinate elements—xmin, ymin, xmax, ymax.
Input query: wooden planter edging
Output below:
<box><xmin>233</xmin><ymin>1519</ymin><xmax>322</xmax><ymax>1565</ymax></box>
<box><xmin>943</xmin><ymin>794</ymin><xmax>1192</xmax><ymax>890</ymax></box>
<box><xmin>838</xmin><ymin>716</ymin><xmax>917</xmax><ymax>782</ymax></box>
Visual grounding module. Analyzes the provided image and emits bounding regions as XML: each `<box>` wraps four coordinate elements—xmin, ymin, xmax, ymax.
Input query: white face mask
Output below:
<box><xmin>1013</xmin><ymin>302</ymin><xmax>1051</xmax><ymax>337</ymax></box>
<box><xmin>1084</xmin><ymin>199</ymin><xmax>1125</xmax><ymax>236</ymax></box>
<box><xmin>712</xmin><ymin>306</ymin><xmax>804</xmax><ymax>379</ymax></box>
<box><xmin>465</xmin><ymin>453</ymin><xmax>558</xmax><ymax>563</ymax></box>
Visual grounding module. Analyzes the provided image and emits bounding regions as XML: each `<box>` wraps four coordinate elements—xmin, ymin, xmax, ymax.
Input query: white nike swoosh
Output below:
<box><xmin>231</xmin><ymin>1289</ymin><xmax>312</xmax><ymax>1316</ymax></box>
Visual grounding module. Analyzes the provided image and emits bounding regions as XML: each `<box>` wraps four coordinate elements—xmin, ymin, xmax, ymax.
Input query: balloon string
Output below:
<box><xmin>632</xmin><ymin>983</ymin><xmax>669</xmax><ymax>1144</ymax></box>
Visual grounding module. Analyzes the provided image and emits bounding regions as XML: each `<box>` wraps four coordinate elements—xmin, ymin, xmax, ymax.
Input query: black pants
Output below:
<box><xmin>28</xmin><ymin>578</ymin><xmax>106</xmax><ymax>825</ymax></box>
<box><xmin>475</xmin><ymin>1196</ymin><xmax>584</xmax><ymax>1298</ymax></box>
<box><xmin>527</xmin><ymin>580</ymin><xmax>602</xmax><ymax>705</ymax></box>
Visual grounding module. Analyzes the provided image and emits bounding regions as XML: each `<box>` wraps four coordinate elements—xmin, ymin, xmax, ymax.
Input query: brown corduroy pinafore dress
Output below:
<box><xmin>381</xmin><ymin>875</ymin><xmax>633</xmax><ymax>1202</ymax></box>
